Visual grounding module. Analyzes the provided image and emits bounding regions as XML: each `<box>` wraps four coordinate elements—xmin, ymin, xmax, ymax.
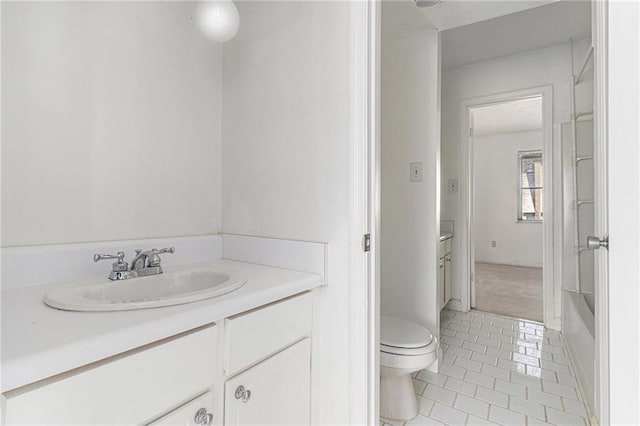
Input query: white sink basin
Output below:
<box><xmin>43</xmin><ymin>269</ymin><xmax>247</xmax><ymax>312</ymax></box>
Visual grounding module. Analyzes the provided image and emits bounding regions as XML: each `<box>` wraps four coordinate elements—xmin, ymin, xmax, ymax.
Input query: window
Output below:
<box><xmin>518</xmin><ymin>151</ymin><xmax>543</xmax><ymax>221</ymax></box>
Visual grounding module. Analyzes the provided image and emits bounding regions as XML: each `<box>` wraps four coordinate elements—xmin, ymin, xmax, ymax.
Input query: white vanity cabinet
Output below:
<box><xmin>439</xmin><ymin>237</ymin><xmax>453</xmax><ymax>310</ymax></box>
<box><xmin>150</xmin><ymin>391</ymin><xmax>216</xmax><ymax>426</ymax></box>
<box><xmin>223</xmin><ymin>292</ymin><xmax>313</xmax><ymax>426</ymax></box>
<box><xmin>2</xmin><ymin>292</ymin><xmax>314</xmax><ymax>426</ymax></box>
<box><xmin>2</xmin><ymin>324</ymin><xmax>218</xmax><ymax>425</ymax></box>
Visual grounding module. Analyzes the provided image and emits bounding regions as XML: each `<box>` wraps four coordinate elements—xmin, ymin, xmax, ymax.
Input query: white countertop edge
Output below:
<box><xmin>2</xmin><ymin>260</ymin><xmax>321</xmax><ymax>392</ymax></box>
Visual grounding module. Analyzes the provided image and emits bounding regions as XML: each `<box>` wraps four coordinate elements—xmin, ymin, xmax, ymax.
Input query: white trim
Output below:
<box><xmin>348</xmin><ymin>0</ymin><xmax>379</xmax><ymax>424</ymax></box>
<box><xmin>370</xmin><ymin>0</ymin><xmax>381</xmax><ymax>423</ymax></box>
<box><xmin>474</xmin><ymin>260</ymin><xmax>543</xmax><ymax>269</ymax></box>
<box><xmin>460</xmin><ymin>86</ymin><xmax>557</xmax><ymax>329</ymax></box>
<box><xmin>593</xmin><ymin>1</ymin><xmax>609</xmax><ymax>424</ymax></box>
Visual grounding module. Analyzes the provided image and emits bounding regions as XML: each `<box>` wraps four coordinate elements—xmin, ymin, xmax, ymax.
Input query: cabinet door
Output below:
<box><xmin>149</xmin><ymin>392</ymin><xmax>215</xmax><ymax>426</ymax></box>
<box><xmin>438</xmin><ymin>256</ymin><xmax>445</xmax><ymax>309</ymax></box>
<box><xmin>224</xmin><ymin>338</ymin><xmax>311</xmax><ymax>426</ymax></box>
<box><xmin>444</xmin><ymin>254</ymin><xmax>452</xmax><ymax>305</ymax></box>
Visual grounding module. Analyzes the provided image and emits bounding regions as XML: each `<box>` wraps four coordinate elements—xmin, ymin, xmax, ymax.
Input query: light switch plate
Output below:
<box><xmin>410</xmin><ymin>162</ymin><xmax>423</xmax><ymax>183</ymax></box>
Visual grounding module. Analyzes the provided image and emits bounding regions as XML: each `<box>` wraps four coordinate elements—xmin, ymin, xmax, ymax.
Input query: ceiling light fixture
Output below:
<box><xmin>197</xmin><ymin>0</ymin><xmax>240</xmax><ymax>42</ymax></box>
<box><xmin>415</xmin><ymin>0</ymin><xmax>441</xmax><ymax>7</ymax></box>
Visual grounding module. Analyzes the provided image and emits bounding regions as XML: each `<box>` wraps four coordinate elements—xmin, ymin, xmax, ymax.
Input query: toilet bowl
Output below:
<box><xmin>380</xmin><ymin>316</ymin><xmax>437</xmax><ymax>421</ymax></box>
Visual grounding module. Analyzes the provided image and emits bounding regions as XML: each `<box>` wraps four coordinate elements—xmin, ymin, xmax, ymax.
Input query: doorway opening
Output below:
<box><xmin>461</xmin><ymin>87</ymin><xmax>554</xmax><ymax>327</ymax></box>
<box><xmin>469</xmin><ymin>97</ymin><xmax>544</xmax><ymax>322</ymax></box>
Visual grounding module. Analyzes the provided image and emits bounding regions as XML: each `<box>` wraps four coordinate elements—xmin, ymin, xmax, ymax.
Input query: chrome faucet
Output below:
<box><xmin>130</xmin><ymin>247</ymin><xmax>175</xmax><ymax>277</ymax></box>
<box><xmin>94</xmin><ymin>247</ymin><xmax>175</xmax><ymax>280</ymax></box>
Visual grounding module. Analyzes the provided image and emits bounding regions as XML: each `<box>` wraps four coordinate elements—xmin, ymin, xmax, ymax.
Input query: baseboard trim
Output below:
<box><xmin>475</xmin><ymin>260</ymin><xmax>543</xmax><ymax>269</ymax></box>
<box><xmin>444</xmin><ymin>299</ymin><xmax>464</xmax><ymax>312</ymax></box>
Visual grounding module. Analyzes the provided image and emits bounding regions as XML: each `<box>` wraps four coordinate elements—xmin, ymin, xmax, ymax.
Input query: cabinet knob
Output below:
<box><xmin>235</xmin><ymin>385</ymin><xmax>252</xmax><ymax>403</ymax></box>
<box><xmin>194</xmin><ymin>408</ymin><xmax>213</xmax><ymax>426</ymax></box>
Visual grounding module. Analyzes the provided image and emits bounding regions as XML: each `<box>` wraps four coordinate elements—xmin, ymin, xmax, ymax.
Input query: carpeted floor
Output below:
<box><xmin>474</xmin><ymin>262</ymin><xmax>543</xmax><ymax>322</ymax></box>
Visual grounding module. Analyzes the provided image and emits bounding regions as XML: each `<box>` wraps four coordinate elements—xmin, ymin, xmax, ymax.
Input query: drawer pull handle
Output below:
<box><xmin>235</xmin><ymin>385</ymin><xmax>252</xmax><ymax>403</ymax></box>
<box><xmin>194</xmin><ymin>408</ymin><xmax>213</xmax><ymax>426</ymax></box>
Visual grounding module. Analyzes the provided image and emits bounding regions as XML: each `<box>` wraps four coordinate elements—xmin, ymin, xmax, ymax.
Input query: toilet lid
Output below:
<box><xmin>381</xmin><ymin>316</ymin><xmax>434</xmax><ymax>349</ymax></box>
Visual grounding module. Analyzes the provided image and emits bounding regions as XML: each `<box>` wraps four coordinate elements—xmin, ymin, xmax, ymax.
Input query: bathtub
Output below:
<box><xmin>562</xmin><ymin>291</ymin><xmax>595</xmax><ymax>416</ymax></box>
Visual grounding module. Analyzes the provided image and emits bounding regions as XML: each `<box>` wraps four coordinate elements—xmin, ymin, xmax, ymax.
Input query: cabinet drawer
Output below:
<box><xmin>4</xmin><ymin>324</ymin><xmax>217</xmax><ymax>425</ymax></box>
<box><xmin>224</xmin><ymin>292</ymin><xmax>312</xmax><ymax>375</ymax></box>
<box><xmin>149</xmin><ymin>391</ymin><xmax>215</xmax><ymax>426</ymax></box>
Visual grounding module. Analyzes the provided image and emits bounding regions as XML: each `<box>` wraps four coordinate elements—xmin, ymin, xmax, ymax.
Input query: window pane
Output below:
<box><xmin>521</xmin><ymin>188</ymin><xmax>543</xmax><ymax>221</ymax></box>
<box><xmin>519</xmin><ymin>151</ymin><xmax>543</xmax><ymax>221</ymax></box>
<box><xmin>520</xmin><ymin>155</ymin><xmax>543</xmax><ymax>188</ymax></box>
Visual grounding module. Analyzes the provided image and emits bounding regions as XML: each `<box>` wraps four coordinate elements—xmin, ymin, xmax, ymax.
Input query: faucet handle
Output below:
<box><xmin>146</xmin><ymin>247</ymin><xmax>175</xmax><ymax>267</ymax></box>
<box><xmin>93</xmin><ymin>251</ymin><xmax>125</xmax><ymax>263</ymax></box>
<box><xmin>93</xmin><ymin>251</ymin><xmax>128</xmax><ymax>272</ymax></box>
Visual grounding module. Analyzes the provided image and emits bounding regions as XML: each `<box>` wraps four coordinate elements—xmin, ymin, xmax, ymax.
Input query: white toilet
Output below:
<box><xmin>380</xmin><ymin>316</ymin><xmax>437</xmax><ymax>421</ymax></box>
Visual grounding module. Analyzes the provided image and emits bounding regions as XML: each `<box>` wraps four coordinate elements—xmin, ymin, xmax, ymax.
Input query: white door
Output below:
<box><xmin>594</xmin><ymin>1</ymin><xmax>640</xmax><ymax>424</ymax></box>
<box><xmin>224</xmin><ymin>338</ymin><xmax>311</xmax><ymax>426</ymax></box>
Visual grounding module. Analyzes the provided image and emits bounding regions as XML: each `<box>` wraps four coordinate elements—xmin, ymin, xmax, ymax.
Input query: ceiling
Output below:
<box><xmin>417</xmin><ymin>0</ymin><xmax>557</xmax><ymax>31</ymax></box>
<box><xmin>471</xmin><ymin>97</ymin><xmax>543</xmax><ymax>137</ymax></box>
<box><xmin>441</xmin><ymin>1</ymin><xmax>592</xmax><ymax>68</ymax></box>
<box><xmin>382</xmin><ymin>0</ymin><xmax>436</xmax><ymax>44</ymax></box>
<box><xmin>382</xmin><ymin>0</ymin><xmax>591</xmax><ymax>62</ymax></box>
<box><xmin>382</xmin><ymin>0</ymin><xmax>557</xmax><ymax>44</ymax></box>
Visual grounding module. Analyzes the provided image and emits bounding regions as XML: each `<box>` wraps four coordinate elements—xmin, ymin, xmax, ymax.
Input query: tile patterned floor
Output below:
<box><xmin>381</xmin><ymin>309</ymin><xmax>590</xmax><ymax>426</ymax></box>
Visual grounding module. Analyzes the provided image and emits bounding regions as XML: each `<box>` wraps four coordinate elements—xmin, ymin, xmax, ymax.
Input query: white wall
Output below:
<box><xmin>474</xmin><ymin>130</ymin><xmax>543</xmax><ymax>267</ymax></box>
<box><xmin>220</xmin><ymin>2</ymin><xmax>352</xmax><ymax>423</ymax></box>
<box><xmin>441</xmin><ymin>39</ymin><xmax>592</xmax><ymax>322</ymax></box>
<box><xmin>1</xmin><ymin>2</ymin><xmax>222</xmax><ymax>247</ymax></box>
<box><xmin>381</xmin><ymin>31</ymin><xmax>441</xmax><ymax>343</ymax></box>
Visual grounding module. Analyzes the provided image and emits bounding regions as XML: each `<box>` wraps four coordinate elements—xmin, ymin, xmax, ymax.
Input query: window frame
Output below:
<box><xmin>517</xmin><ymin>150</ymin><xmax>543</xmax><ymax>223</ymax></box>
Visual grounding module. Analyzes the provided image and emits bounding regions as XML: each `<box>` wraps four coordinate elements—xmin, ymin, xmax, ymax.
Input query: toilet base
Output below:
<box><xmin>380</xmin><ymin>372</ymin><xmax>419</xmax><ymax>421</ymax></box>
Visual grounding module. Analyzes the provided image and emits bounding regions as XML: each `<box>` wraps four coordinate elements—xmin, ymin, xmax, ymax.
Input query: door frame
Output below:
<box><xmin>348</xmin><ymin>0</ymin><xmax>380</xmax><ymax>424</ymax></box>
<box><xmin>593</xmin><ymin>1</ymin><xmax>609</xmax><ymax>423</ymax></box>
<box><xmin>459</xmin><ymin>86</ymin><xmax>556</xmax><ymax>328</ymax></box>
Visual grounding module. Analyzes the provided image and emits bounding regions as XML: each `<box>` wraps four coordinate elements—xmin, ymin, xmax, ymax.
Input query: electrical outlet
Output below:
<box><xmin>491</xmin><ymin>240</ymin><xmax>497</xmax><ymax>248</ymax></box>
<box><xmin>410</xmin><ymin>162</ymin><xmax>423</xmax><ymax>183</ymax></box>
<box><xmin>448</xmin><ymin>179</ymin><xmax>459</xmax><ymax>193</ymax></box>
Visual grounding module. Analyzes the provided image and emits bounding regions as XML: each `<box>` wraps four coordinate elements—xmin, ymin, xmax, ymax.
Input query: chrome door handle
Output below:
<box><xmin>587</xmin><ymin>235</ymin><xmax>609</xmax><ymax>250</ymax></box>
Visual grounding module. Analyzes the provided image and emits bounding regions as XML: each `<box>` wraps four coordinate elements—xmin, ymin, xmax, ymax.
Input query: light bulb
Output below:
<box><xmin>197</xmin><ymin>0</ymin><xmax>240</xmax><ymax>42</ymax></box>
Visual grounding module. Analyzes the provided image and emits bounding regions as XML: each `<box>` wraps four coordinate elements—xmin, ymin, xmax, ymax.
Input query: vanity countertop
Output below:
<box><xmin>440</xmin><ymin>232</ymin><xmax>454</xmax><ymax>241</ymax></box>
<box><xmin>1</xmin><ymin>259</ymin><xmax>322</xmax><ymax>392</ymax></box>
